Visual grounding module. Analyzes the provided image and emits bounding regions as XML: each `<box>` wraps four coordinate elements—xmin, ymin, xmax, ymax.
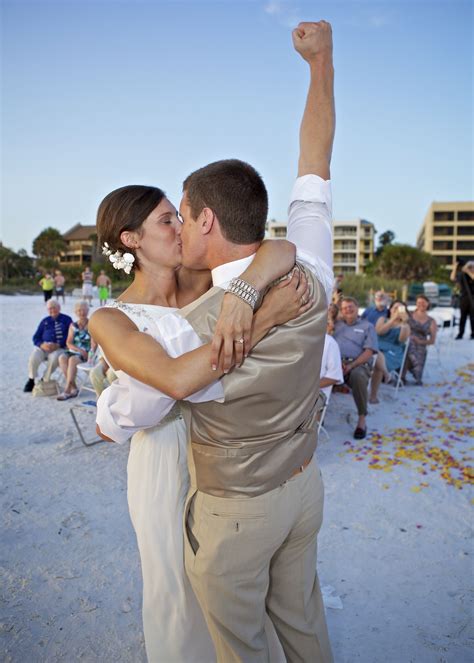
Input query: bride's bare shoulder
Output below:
<box><xmin>89</xmin><ymin>306</ymin><xmax>136</xmax><ymax>339</ymax></box>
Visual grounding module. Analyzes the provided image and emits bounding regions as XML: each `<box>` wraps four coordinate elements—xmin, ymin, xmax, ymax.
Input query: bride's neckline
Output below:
<box><xmin>113</xmin><ymin>300</ymin><xmax>178</xmax><ymax>310</ymax></box>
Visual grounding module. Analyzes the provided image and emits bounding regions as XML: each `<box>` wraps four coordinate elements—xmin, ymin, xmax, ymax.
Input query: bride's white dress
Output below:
<box><xmin>106</xmin><ymin>301</ymin><xmax>286</xmax><ymax>663</ymax></box>
<box><xmin>109</xmin><ymin>302</ymin><xmax>215</xmax><ymax>663</ymax></box>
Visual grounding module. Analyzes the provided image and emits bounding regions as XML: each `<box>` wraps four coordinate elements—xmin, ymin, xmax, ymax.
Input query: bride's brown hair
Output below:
<box><xmin>96</xmin><ymin>185</ymin><xmax>166</xmax><ymax>269</ymax></box>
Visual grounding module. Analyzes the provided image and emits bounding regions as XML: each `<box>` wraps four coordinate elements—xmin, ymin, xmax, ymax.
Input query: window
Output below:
<box><xmin>333</xmin><ymin>253</ymin><xmax>356</xmax><ymax>263</ymax></box>
<box><xmin>433</xmin><ymin>211</ymin><xmax>454</xmax><ymax>221</ymax></box>
<box><xmin>433</xmin><ymin>241</ymin><xmax>453</xmax><ymax>250</ymax></box>
<box><xmin>457</xmin><ymin>241</ymin><xmax>474</xmax><ymax>251</ymax></box>
<box><xmin>433</xmin><ymin>226</ymin><xmax>454</xmax><ymax>236</ymax></box>
<box><xmin>457</xmin><ymin>225</ymin><xmax>474</xmax><ymax>236</ymax></box>
<box><xmin>433</xmin><ymin>255</ymin><xmax>453</xmax><ymax>265</ymax></box>
<box><xmin>458</xmin><ymin>211</ymin><xmax>474</xmax><ymax>221</ymax></box>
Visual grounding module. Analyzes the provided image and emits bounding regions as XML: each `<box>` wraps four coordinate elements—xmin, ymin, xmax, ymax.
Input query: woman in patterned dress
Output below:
<box><xmin>403</xmin><ymin>295</ymin><xmax>437</xmax><ymax>385</ymax></box>
<box><xmin>57</xmin><ymin>300</ymin><xmax>93</xmax><ymax>400</ymax></box>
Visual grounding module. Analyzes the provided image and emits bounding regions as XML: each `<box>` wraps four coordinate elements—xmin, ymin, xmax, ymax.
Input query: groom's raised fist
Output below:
<box><xmin>292</xmin><ymin>21</ymin><xmax>333</xmax><ymax>62</ymax></box>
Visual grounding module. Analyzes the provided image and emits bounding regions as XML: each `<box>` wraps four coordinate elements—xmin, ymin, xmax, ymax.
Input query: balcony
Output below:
<box><xmin>334</xmin><ymin>255</ymin><xmax>357</xmax><ymax>264</ymax></box>
<box><xmin>333</xmin><ymin>244</ymin><xmax>357</xmax><ymax>251</ymax></box>
<box><xmin>334</xmin><ymin>230</ymin><xmax>357</xmax><ymax>238</ymax></box>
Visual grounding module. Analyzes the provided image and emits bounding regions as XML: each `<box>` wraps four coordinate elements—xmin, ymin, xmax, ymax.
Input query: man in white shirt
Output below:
<box><xmin>96</xmin><ymin>21</ymin><xmax>335</xmax><ymax>662</ymax></box>
<box><xmin>320</xmin><ymin>332</ymin><xmax>343</xmax><ymax>402</ymax></box>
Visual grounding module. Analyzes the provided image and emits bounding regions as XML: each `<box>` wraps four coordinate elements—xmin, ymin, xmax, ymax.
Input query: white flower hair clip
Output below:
<box><xmin>101</xmin><ymin>242</ymin><xmax>135</xmax><ymax>275</ymax></box>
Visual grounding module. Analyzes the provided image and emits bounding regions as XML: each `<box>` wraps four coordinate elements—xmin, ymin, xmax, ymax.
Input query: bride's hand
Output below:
<box><xmin>259</xmin><ymin>269</ymin><xmax>313</xmax><ymax>329</ymax></box>
<box><xmin>211</xmin><ymin>294</ymin><xmax>254</xmax><ymax>371</ymax></box>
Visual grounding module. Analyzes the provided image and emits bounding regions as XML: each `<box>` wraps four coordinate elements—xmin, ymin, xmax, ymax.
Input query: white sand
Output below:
<box><xmin>1</xmin><ymin>294</ymin><xmax>472</xmax><ymax>662</ymax></box>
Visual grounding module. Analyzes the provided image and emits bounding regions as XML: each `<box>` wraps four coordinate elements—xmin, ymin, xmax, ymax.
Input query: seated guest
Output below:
<box><xmin>334</xmin><ymin>297</ymin><xmax>378</xmax><ymax>439</ymax></box>
<box><xmin>403</xmin><ymin>295</ymin><xmax>437</xmax><ymax>386</ymax></box>
<box><xmin>362</xmin><ymin>291</ymin><xmax>390</xmax><ymax>396</ymax></box>
<box><xmin>24</xmin><ymin>300</ymin><xmax>72</xmax><ymax>392</ymax></box>
<box><xmin>320</xmin><ymin>332</ymin><xmax>343</xmax><ymax>401</ymax></box>
<box><xmin>327</xmin><ymin>302</ymin><xmax>340</xmax><ymax>335</ymax></box>
<box><xmin>332</xmin><ymin>273</ymin><xmax>344</xmax><ymax>305</ymax></box>
<box><xmin>361</xmin><ymin>290</ymin><xmax>389</xmax><ymax>326</ymax></box>
<box><xmin>57</xmin><ymin>301</ymin><xmax>93</xmax><ymax>400</ymax></box>
<box><xmin>89</xmin><ymin>354</ymin><xmax>117</xmax><ymax>397</ymax></box>
<box><xmin>369</xmin><ymin>300</ymin><xmax>410</xmax><ymax>403</ymax></box>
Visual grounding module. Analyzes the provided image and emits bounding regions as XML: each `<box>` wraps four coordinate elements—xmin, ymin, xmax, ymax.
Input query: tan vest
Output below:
<box><xmin>179</xmin><ymin>265</ymin><xmax>327</xmax><ymax>498</ymax></box>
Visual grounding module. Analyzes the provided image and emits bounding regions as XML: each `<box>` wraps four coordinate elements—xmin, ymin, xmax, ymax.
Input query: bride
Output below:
<box><xmin>89</xmin><ymin>183</ymin><xmax>311</xmax><ymax>662</ymax></box>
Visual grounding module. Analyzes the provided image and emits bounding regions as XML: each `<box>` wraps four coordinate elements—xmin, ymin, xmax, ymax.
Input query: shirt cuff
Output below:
<box><xmin>289</xmin><ymin>175</ymin><xmax>332</xmax><ymax>214</ymax></box>
<box><xmin>96</xmin><ymin>391</ymin><xmax>133</xmax><ymax>445</ymax></box>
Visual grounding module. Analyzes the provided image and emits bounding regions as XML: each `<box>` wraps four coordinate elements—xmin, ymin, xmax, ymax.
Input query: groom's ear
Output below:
<box><xmin>199</xmin><ymin>207</ymin><xmax>215</xmax><ymax>236</ymax></box>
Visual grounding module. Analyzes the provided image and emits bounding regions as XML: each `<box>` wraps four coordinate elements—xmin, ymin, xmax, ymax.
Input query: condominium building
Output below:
<box><xmin>265</xmin><ymin>217</ymin><xmax>376</xmax><ymax>274</ymax></box>
<box><xmin>416</xmin><ymin>202</ymin><xmax>474</xmax><ymax>270</ymax></box>
<box><xmin>59</xmin><ymin>223</ymin><xmax>98</xmax><ymax>266</ymax></box>
<box><xmin>265</xmin><ymin>220</ymin><xmax>288</xmax><ymax>239</ymax></box>
<box><xmin>333</xmin><ymin>219</ymin><xmax>376</xmax><ymax>274</ymax></box>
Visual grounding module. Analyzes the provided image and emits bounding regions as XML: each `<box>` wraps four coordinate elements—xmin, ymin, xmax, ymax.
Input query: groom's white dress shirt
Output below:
<box><xmin>96</xmin><ymin>175</ymin><xmax>333</xmax><ymax>443</ymax></box>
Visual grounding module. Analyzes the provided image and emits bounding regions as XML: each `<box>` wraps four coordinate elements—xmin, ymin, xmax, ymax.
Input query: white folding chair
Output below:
<box><xmin>390</xmin><ymin>339</ymin><xmax>410</xmax><ymax>398</ymax></box>
<box><xmin>70</xmin><ymin>349</ymin><xmax>104</xmax><ymax>447</ymax></box>
<box><xmin>70</xmin><ymin>399</ymin><xmax>104</xmax><ymax>447</ymax></box>
<box><xmin>317</xmin><ymin>390</ymin><xmax>331</xmax><ymax>441</ymax></box>
<box><xmin>76</xmin><ymin>363</ymin><xmax>98</xmax><ymax>397</ymax></box>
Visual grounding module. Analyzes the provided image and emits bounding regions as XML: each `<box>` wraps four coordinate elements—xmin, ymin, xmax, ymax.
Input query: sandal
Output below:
<box><xmin>57</xmin><ymin>390</ymin><xmax>79</xmax><ymax>401</ymax></box>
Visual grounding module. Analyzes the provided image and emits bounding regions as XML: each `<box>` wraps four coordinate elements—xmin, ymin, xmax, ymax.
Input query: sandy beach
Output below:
<box><xmin>1</xmin><ymin>294</ymin><xmax>472</xmax><ymax>662</ymax></box>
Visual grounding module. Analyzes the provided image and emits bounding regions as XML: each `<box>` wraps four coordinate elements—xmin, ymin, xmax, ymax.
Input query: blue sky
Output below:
<box><xmin>2</xmin><ymin>0</ymin><xmax>472</xmax><ymax>254</ymax></box>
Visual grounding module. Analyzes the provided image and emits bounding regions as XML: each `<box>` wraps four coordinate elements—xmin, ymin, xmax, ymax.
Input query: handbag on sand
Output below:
<box><xmin>32</xmin><ymin>379</ymin><xmax>59</xmax><ymax>397</ymax></box>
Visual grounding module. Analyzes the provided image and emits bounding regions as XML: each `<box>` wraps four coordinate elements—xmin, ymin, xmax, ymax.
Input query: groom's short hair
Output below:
<box><xmin>183</xmin><ymin>159</ymin><xmax>268</xmax><ymax>244</ymax></box>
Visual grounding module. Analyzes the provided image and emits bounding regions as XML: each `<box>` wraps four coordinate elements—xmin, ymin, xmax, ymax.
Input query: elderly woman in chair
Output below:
<box><xmin>57</xmin><ymin>301</ymin><xmax>94</xmax><ymax>400</ymax></box>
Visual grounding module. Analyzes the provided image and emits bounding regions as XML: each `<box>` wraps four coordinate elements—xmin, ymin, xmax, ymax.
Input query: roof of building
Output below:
<box><xmin>62</xmin><ymin>223</ymin><xmax>96</xmax><ymax>241</ymax></box>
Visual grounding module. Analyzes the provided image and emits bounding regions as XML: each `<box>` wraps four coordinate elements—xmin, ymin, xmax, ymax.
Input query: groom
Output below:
<box><xmin>98</xmin><ymin>21</ymin><xmax>335</xmax><ymax>662</ymax></box>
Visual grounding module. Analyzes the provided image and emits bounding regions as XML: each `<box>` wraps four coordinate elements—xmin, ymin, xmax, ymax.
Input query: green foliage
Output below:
<box><xmin>0</xmin><ymin>245</ymin><xmax>35</xmax><ymax>284</ymax></box>
<box><xmin>370</xmin><ymin>244</ymin><xmax>443</xmax><ymax>282</ymax></box>
<box><xmin>375</xmin><ymin>230</ymin><xmax>395</xmax><ymax>257</ymax></box>
<box><xmin>91</xmin><ymin>260</ymin><xmax>131</xmax><ymax>283</ymax></box>
<box><xmin>32</xmin><ymin>227</ymin><xmax>66</xmax><ymax>265</ymax></box>
<box><xmin>338</xmin><ymin>273</ymin><xmax>406</xmax><ymax>306</ymax></box>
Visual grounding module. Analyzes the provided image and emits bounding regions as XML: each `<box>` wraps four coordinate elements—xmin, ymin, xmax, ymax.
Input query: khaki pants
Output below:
<box><xmin>28</xmin><ymin>347</ymin><xmax>65</xmax><ymax>381</ymax></box>
<box><xmin>184</xmin><ymin>458</ymin><xmax>333</xmax><ymax>663</ymax></box>
<box><xmin>345</xmin><ymin>363</ymin><xmax>371</xmax><ymax>416</ymax></box>
<box><xmin>89</xmin><ymin>362</ymin><xmax>116</xmax><ymax>396</ymax></box>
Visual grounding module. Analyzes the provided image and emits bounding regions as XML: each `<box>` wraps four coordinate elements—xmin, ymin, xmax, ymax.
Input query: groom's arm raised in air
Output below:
<box><xmin>286</xmin><ymin>21</ymin><xmax>335</xmax><ymax>302</ymax></box>
<box><xmin>295</xmin><ymin>21</ymin><xmax>335</xmax><ymax>180</ymax></box>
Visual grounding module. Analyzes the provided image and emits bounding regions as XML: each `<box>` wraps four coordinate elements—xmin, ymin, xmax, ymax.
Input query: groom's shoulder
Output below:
<box><xmin>178</xmin><ymin>286</ymin><xmax>224</xmax><ymax>322</ymax></box>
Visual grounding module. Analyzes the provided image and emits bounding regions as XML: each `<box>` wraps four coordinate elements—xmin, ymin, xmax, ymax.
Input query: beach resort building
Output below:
<box><xmin>265</xmin><ymin>217</ymin><xmax>376</xmax><ymax>274</ymax></box>
<box><xmin>59</xmin><ymin>224</ymin><xmax>97</xmax><ymax>266</ymax></box>
<box><xmin>332</xmin><ymin>219</ymin><xmax>376</xmax><ymax>274</ymax></box>
<box><xmin>416</xmin><ymin>202</ymin><xmax>474</xmax><ymax>270</ymax></box>
<box><xmin>266</xmin><ymin>220</ymin><xmax>288</xmax><ymax>239</ymax></box>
